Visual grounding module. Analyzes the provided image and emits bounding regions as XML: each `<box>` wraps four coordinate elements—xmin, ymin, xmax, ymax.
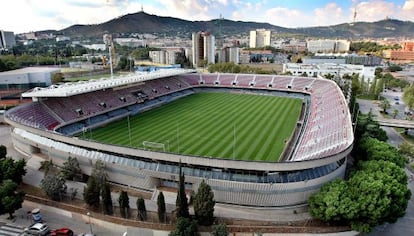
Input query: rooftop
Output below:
<box><xmin>0</xmin><ymin>66</ymin><xmax>60</xmax><ymax>75</ymax></box>
<box><xmin>22</xmin><ymin>68</ymin><xmax>196</xmax><ymax>98</ymax></box>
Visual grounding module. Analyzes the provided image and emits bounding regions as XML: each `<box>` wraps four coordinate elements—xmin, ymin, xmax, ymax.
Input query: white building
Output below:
<box><xmin>306</xmin><ymin>39</ymin><xmax>350</xmax><ymax>53</ymax></box>
<box><xmin>229</xmin><ymin>47</ymin><xmax>240</xmax><ymax>64</ymax></box>
<box><xmin>56</xmin><ymin>36</ymin><xmax>70</xmax><ymax>42</ymax></box>
<box><xmin>283</xmin><ymin>63</ymin><xmax>376</xmax><ymax>82</ymax></box>
<box><xmin>82</xmin><ymin>44</ymin><xmax>106</xmax><ymax>51</ymax></box>
<box><xmin>249</xmin><ymin>29</ymin><xmax>271</xmax><ymax>48</ymax></box>
<box><xmin>0</xmin><ymin>30</ymin><xmax>16</xmax><ymax>49</ymax></box>
<box><xmin>0</xmin><ymin>67</ymin><xmax>60</xmax><ymax>90</ymax></box>
<box><xmin>304</xmin><ymin>53</ymin><xmax>383</xmax><ymax>66</ymax></box>
<box><xmin>192</xmin><ymin>32</ymin><xmax>215</xmax><ymax>67</ymax></box>
<box><xmin>114</xmin><ymin>38</ymin><xmax>146</xmax><ymax>47</ymax></box>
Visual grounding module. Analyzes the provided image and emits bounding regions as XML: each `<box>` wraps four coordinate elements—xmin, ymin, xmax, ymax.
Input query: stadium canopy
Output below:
<box><xmin>22</xmin><ymin>68</ymin><xmax>196</xmax><ymax>98</ymax></box>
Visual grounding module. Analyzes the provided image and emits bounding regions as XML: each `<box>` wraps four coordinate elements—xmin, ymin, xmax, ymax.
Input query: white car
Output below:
<box><xmin>24</xmin><ymin>223</ymin><xmax>50</xmax><ymax>236</ymax></box>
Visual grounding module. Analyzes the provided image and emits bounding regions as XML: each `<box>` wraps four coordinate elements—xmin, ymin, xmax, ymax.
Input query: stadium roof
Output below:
<box><xmin>22</xmin><ymin>68</ymin><xmax>196</xmax><ymax>98</ymax></box>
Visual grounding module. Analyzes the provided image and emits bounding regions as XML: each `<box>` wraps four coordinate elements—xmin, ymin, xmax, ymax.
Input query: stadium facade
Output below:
<box><xmin>5</xmin><ymin>69</ymin><xmax>353</xmax><ymax>208</ymax></box>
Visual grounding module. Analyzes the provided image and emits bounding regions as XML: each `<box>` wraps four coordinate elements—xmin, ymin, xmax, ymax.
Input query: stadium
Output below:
<box><xmin>5</xmin><ymin>68</ymin><xmax>353</xmax><ymax>208</ymax></box>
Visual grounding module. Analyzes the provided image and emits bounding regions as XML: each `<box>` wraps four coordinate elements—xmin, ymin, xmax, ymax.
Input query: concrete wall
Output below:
<box><xmin>11</xmin><ymin>127</ymin><xmax>348</xmax><ymax>207</ymax></box>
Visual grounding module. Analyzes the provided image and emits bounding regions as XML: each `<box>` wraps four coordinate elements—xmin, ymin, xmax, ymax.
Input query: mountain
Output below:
<box><xmin>58</xmin><ymin>11</ymin><xmax>414</xmax><ymax>39</ymax></box>
<box><xmin>295</xmin><ymin>19</ymin><xmax>414</xmax><ymax>38</ymax></box>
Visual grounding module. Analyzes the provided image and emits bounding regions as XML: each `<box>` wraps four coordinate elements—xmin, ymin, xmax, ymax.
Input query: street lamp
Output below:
<box><xmin>87</xmin><ymin>212</ymin><xmax>93</xmax><ymax>235</ymax></box>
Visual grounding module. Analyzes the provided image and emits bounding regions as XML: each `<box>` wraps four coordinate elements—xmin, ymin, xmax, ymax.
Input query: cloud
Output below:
<box><xmin>403</xmin><ymin>0</ymin><xmax>414</xmax><ymax>10</ymax></box>
<box><xmin>263</xmin><ymin>7</ymin><xmax>304</xmax><ymax>27</ymax></box>
<box><xmin>314</xmin><ymin>3</ymin><xmax>348</xmax><ymax>26</ymax></box>
<box><xmin>355</xmin><ymin>1</ymin><xmax>397</xmax><ymax>22</ymax></box>
<box><xmin>65</xmin><ymin>0</ymin><xmax>102</xmax><ymax>8</ymax></box>
<box><xmin>4</xmin><ymin>0</ymin><xmax>414</xmax><ymax>34</ymax></box>
<box><xmin>400</xmin><ymin>0</ymin><xmax>414</xmax><ymax>21</ymax></box>
<box><xmin>153</xmin><ymin>0</ymin><xmax>211</xmax><ymax>21</ymax></box>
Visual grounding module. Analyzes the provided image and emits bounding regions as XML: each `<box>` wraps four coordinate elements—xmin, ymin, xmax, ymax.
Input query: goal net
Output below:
<box><xmin>142</xmin><ymin>141</ymin><xmax>166</xmax><ymax>152</ymax></box>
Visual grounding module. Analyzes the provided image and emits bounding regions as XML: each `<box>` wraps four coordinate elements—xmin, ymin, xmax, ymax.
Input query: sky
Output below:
<box><xmin>2</xmin><ymin>0</ymin><xmax>414</xmax><ymax>34</ymax></box>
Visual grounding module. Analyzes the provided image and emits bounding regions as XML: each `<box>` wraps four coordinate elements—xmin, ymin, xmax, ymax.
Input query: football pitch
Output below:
<box><xmin>83</xmin><ymin>92</ymin><xmax>302</xmax><ymax>162</ymax></box>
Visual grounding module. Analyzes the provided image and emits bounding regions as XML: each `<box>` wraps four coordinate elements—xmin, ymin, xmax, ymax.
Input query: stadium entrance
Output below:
<box><xmin>160</xmin><ymin>179</ymin><xmax>192</xmax><ymax>190</ymax></box>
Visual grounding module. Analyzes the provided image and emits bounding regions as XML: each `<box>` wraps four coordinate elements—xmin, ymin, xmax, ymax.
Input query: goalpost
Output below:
<box><xmin>142</xmin><ymin>141</ymin><xmax>166</xmax><ymax>152</ymax></box>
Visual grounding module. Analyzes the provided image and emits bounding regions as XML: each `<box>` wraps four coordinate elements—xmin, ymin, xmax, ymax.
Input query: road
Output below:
<box><xmin>381</xmin><ymin>89</ymin><xmax>407</xmax><ymax>120</ymax></box>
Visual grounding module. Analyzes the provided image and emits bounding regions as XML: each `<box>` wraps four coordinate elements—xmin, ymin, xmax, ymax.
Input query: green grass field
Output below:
<box><xmin>82</xmin><ymin>92</ymin><xmax>302</xmax><ymax>162</ymax></box>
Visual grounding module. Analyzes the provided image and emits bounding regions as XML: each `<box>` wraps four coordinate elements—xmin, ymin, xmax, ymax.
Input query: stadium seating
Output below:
<box><xmin>7</xmin><ymin>72</ymin><xmax>352</xmax><ymax>162</ymax></box>
<box><xmin>6</xmin><ymin>102</ymin><xmax>60</xmax><ymax>130</ymax></box>
<box><xmin>202</xmin><ymin>74</ymin><xmax>219</xmax><ymax>85</ymax></box>
<box><xmin>218</xmin><ymin>74</ymin><xmax>236</xmax><ymax>86</ymax></box>
<box><xmin>236</xmin><ymin>74</ymin><xmax>255</xmax><ymax>87</ymax></box>
<box><xmin>253</xmin><ymin>75</ymin><xmax>273</xmax><ymax>88</ymax></box>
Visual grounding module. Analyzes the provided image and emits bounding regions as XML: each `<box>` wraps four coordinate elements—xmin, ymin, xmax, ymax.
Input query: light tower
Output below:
<box><xmin>103</xmin><ymin>34</ymin><xmax>115</xmax><ymax>77</ymax></box>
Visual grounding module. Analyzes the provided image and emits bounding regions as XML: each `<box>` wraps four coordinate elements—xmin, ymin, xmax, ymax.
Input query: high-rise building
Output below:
<box><xmin>249</xmin><ymin>29</ymin><xmax>271</xmax><ymax>48</ymax></box>
<box><xmin>218</xmin><ymin>47</ymin><xmax>240</xmax><ymax>64</ymax></box>
<box><xmin>192</xmin><ymin>32</ymin><xmax>215</xmax><ymax>67</ymax></box>
<box><xmin>0</xmin><ymin>30</ymin><xmax>16</xmax><ymax>49</ymax></box>
<box><xmin>149</xmin><ymin>48</ymin><xmax>185</xmax><ymax>65</ymax></box>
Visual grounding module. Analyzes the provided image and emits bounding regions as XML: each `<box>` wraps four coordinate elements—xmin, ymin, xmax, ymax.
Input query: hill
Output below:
<box><xmin>57</xmin><ymin>11</ymin><xmax>414</xmax><ymax>39</ymax></box>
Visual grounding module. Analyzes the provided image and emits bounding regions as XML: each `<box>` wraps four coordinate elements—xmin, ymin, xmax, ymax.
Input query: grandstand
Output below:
<box><xmin>5</xmin><ymin>69</ymin><xmax>353</xmax><ymax>208</ymax></box>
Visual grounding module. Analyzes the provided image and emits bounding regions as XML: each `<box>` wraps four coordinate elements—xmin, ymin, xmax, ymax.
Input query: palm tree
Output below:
<box><xmin>393</xmin><ymin>109</ymin><xmax>399</xmax><ymax>119</ymax></box>
<box><xmin>380</xmin><ymin>99</ymin><xmax>391</xmax><ymax>114</ymax></box>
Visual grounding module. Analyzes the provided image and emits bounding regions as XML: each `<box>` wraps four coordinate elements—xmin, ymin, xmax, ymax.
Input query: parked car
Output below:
<box><xmin>24</xmin><ymin>223</ymin><xmax>50</xmax><ymax>236</ymax></box>
<box><xmin>51</xmin><ymin>228</ymin><xmax>74</xmax><ymax>236</ymax></box>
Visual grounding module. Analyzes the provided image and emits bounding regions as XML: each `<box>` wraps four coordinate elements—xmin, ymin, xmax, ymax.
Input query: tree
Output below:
<box><xmin>0</xmin><ymin>145</ymin><xmax>7</xmax><ymax>159</ymax></box>
<box><xmin>40</xmin><ymin>160</ymin><xmax>53</xmax><ymax>176</ymax></box>
<box><xmin>354</xmin><ymin>112</ymin><xmax>387</xmax><ymax>142</ymax></box>
<box><xmin>369</xmin><ymin>77</ymin><xmax>377</xmax><ymax>95</ymax></box>
<box><xmin>51</xmin><ymin>72</ymin><xmax>64</xmax><ymax>84</ymax></box>
<box><xmin>40</xmin><ymin>175</ymin><xmax>67</xmax><ymax>201</ymax></box>
<box><xmin>60</xmin><ymin>156</ymin><xmax>82</xmax><ymax>181</ymax></box>
<box><xmin>169</xmin><ymin>217</ymin><xmax>199</xmax><ymax>236</ymax></box>
<box><xmin>309</xmin><ymin>160</ymin><xmax>411</xmax><ymax>233</ymax></box>
<box><xmin>137</xmin><ymin>197</ymin><xmax>147</xmax><ymax>221</ymax></box>
<box><xmin>324</xmin><ymin>73</ymin><xmax>335</xmax><ymax>80</ymax></box>
<box><xmin>193</xmin><ymin>180</ymin><xmax>215</xmax><ymax>226</ymax></box>
<box><xmin>83</xmin><ymin>176</ymin><xmax>100</xmax><ymax>209</ymax></box>
<box><xmin>392</xmin><ymin>109</ymin><xmax>399</xmax><ymax>119</ymax></box>
<box><xmin>176</xmin><ymin>164</ymin><xmax>189</xmax><ymax>219</ymax></box>
<box><xmin>91</xmin><ymin>160</ymin><xmax>107</xmax><ymax>188</ymax></box>
<box><xmin>347</xmin><ymin>161</ymin><xmax>411</xmax><ymax>232</ymax></box>
<box><xmin>157</xmin><ymin>191</ymin><xmax>166</xmax><ymax>223</ymax></box>
<box><xmin>0</xmin><ymin>158</ymin><xmax>26</xmax><ymax>184</ymax></box>
<box><xmin>358</xmin><ymin>137</ymin><xmax>407</xmax><ymax>168</ymax></box>
<box><xmin>399</xmin><ymin>142</ymin><xmax>414</xmax><ymax>161</ymax></box>
<box><xmin>380</xmin><ymin>99</ymin><xmax>390</xmax><ymax>113</ymax></box>
<box><xmin>101</xmin><ymin>181</ymin><xmax>113</xmax><ymax>215</ymax></box>
<box><xmin>309</xmin><ymin>179</ymin><xmax>356</xmax><ymax>222</ymax></box>
<box><xmin>118</xmin><ymin>190</ymin><xmax>130</xmax><ymax>218</ymax></box>
<box><xmin>403</xmin><ymin>85</ymin><xmax>414</xmax><ymax>110</ymax></box>
<box><xmin>375</xmin><ymin>77</ymin><xmax>384</xmax><ymax>99</ymax></box>
<box><xmin>0</xmin><ymin>179</ymin><xmax>25</xmax><ymax>219</ymax></box>
<box><xmin>211</xmin><ymin>223</ymin><xmax>229</xmax><ymax>236</ymax></box>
